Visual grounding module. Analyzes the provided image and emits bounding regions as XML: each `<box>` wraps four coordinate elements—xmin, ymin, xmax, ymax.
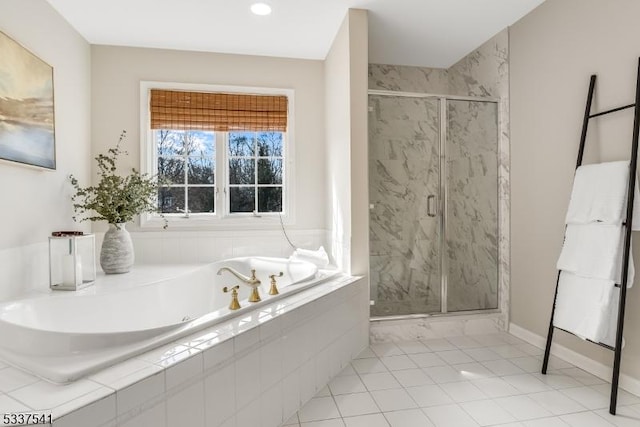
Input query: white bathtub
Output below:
<box><xmin>0</xmin><ymin>257</ymin><xmax>330</xmax><ymax>383</ymax></box>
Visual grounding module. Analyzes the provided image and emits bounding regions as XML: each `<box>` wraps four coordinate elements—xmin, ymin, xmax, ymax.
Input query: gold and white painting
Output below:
<box><xmin>0</xmin><ymin>31</ymin><xmax>55</xmax><ymax>169</ymax></box>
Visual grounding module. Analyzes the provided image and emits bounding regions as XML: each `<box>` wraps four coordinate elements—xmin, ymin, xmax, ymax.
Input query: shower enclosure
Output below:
<box><xmin>368</xmin><ymin>91</ymin><xmax>499</xmax><ymax>317</ymax></box>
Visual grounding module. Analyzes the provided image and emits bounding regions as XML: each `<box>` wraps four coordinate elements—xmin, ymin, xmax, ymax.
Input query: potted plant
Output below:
<box><xmin>70</xmin><ymin>130</ymin><xmax>165</xmax><ymax>274</ymax></box>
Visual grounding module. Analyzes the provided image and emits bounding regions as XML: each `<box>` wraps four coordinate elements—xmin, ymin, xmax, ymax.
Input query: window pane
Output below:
<box><xmin>258</xmin><ymin>159</ymin><xmax>282</xmax><ymax>184</ymax></box>
<box><xmin>229</xmin><ymin>132</ymin><xmax>255</xmax><ymax>157</ymax></box>
<box><xmin>257</xmin><ymin>132</ymin><xmax>283</xmax><ymax>157</ymax></box>
<box><xmin>184</xmin><ymin>131</ymin><xmax>215</xmax><ymax>157</ymax></box>
<box><xmin>157</xmin><ymin>130</ymin><xmax>215</xmax><ymax>157</ymax></box>
<box><xmin>158</xmin><ymin>157</ymin><xmax>185</xmax><ymax>184</ymax></box>
<box><xmin>229</xmin><ymin>159</ymin><xmax>255</xmax><ymax>184</ymax></box>
<box><xmin>258</xmin><ymin>187</ymin><xmax>282</xmax><ymax>212</ymax></box>
<box><xmin>156</xmin><ymin>130</ymin><xmax>184</xmax><ymax>157</ymax></box>
<box><xmin>230</xmin><ymin>187</ymin><xmax>255</xmax><ymax>212</ymax></box>
<box><xmin>188</xmin><ymin>187</ymin><xmax>215</xmax><ymax>213</ymax></box>
<box><xmin>188</xmin><ymin>157</ymin><xmax>214</xmax><ymax>184</ymax></box>
<box><xmin>158</xmin><ymin>187</ymin><xmax>185</xmax><ymax>213</ymax></box>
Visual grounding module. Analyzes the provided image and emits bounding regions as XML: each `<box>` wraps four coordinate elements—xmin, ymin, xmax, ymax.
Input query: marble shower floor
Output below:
<box><xmin>282</xmin><ymin>332</ymin><xmax>640</xmax><ymax>427</ymax></box>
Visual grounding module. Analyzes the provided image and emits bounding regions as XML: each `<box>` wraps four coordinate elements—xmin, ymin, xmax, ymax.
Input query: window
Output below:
<box><xmin>141</xmin><ymin>83</ymin><xmax>293</xmax><ymax>227</ymax></box>
<box><xmin>157</xmin><ymin>130</ymin><xmax>216</xmax><ymax>215</ymax></box>
<box><xmin>228</xmin><ymin>131</ymin><xmax>284</xmax><ymax>213</ymax></box>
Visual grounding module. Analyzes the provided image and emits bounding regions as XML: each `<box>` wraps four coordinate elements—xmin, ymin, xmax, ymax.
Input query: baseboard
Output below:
<box><xmin>508</xmin><ymin>323</ymin><xmax>640</xmax><ymax>397</ymax></box>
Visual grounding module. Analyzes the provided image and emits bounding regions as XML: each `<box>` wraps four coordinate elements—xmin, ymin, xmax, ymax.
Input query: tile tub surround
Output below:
<box><xmin>0</xmin><ymin>274</ymin><xmax>368</xmax><ymax>427</ymax></box>
<box><xmin>0</xmin><ymin>258</ymin><xmax>326</xmax><ymax>384</ymax></box>
<box><xmin>0</xmin><ymin>229</ymin><xmax>326</xmax><ymax>303</ymax></box>
<box><xmin>97</xmin><ymin>229</ymin><xmax>328</xmax><ymax>266</ymax></box>
<box><xmin>284</xmin><ymin>331</ymin><xmax>640</xmax><ymax>427</ymax></box>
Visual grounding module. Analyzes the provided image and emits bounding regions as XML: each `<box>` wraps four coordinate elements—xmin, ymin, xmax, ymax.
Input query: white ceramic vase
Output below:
<box><xmin>100</xmin><ymin>223</ymin><xmax>134</xmax><ymax>274</ymax></box>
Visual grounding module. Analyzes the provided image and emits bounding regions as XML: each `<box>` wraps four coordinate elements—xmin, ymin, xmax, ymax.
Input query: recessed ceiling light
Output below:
<box><xmin>250</xmin><ymin>2</ymin><xmax>272</xmax><ymax>16</ymax></box>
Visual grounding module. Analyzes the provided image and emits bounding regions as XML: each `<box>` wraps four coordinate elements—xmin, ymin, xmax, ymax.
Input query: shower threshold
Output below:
<box><xmin>370</xmin><ymin>308</ymin><xmax>501</xmax><ymax>322</ymax></box>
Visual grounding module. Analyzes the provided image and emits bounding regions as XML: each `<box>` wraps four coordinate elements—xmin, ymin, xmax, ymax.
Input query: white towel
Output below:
<box><xmin>290</xmin><ymin>246</ymin><xmax>330</xmax><ymax>268</ymax></box>
<box><xmin>565</xmin><ymin>161</ymin><xmax>640</xmax><ymax>229</ymax></box>
<box><xmin>557</xmin><ymin>224</ymin><xmax>635</xmax><ymax>286</ymax></box>
<box><xmin>554</xmin><ymin>271</ymin><xmax>615</xmax><ymax>345</ymax></box>
<box><xmin>599</xmin><ymin>287</ymin><xmax>626</xmax><ymax>349</ymax></box>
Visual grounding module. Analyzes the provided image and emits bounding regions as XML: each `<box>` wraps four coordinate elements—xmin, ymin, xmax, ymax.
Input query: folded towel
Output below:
<box><xmin>290</xmin><ymin>246</ymin><xmax>330</xmax><ymax>268</ymax></box>
<box><xmin>599</xmin><ymin>287</ymin><xmax>626</xmax><ymax>349</ymax></box>
<box><xmin>554</xmin><ymin>271</ymin><xmax>616</xmax><ymax>345</ymax></box>
<box><xmin>565</xmin><ymin>161</ymin><xmax>640</xmax><ymax>229</ymax></box>
<box><xmin>557</xmin><ymin>224</ymin><xmax>635</xmax><ymax>286</ymax></box>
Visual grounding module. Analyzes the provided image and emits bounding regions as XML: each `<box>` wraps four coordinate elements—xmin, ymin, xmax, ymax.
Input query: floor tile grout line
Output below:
<box><xmin>293</xmin><ymin>334</ymin><xmax>640</xmax><ymax>427</ymax></box>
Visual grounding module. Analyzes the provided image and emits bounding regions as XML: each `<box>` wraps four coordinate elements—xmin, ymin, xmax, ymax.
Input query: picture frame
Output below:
<box><xmin>0</xmin><ymin>30</ymin><xmax>56</xmax><ymax>170</ymax></box>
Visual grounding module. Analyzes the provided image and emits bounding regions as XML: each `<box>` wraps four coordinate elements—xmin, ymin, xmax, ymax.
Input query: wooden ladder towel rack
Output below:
<box><xmin>541</xmin><ymin>57</ymin><xmax>640</xmax><ymax>416</ymax></box>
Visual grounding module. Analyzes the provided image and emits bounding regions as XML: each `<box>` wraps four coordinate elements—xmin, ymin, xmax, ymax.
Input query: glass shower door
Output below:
<box><xmin>445</xmin><ymin>99</ymin><xmax>499</xmax><ymax>312</ymax></box>
<box><xmin>368</xmin><ymin>95</ymin><xmax>442</xmax><ymax>316</ymax></box>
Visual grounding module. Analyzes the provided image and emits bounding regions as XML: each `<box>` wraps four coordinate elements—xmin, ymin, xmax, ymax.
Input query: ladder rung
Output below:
<box><xmin>553</xmin><ymin>326</ymin><xmax>616</xmax><ymax>351</ymax></box>
<box><xmin>589</xmin><ymin>103</ymin><xmax>635</xmax><ymax>118</ymax></box>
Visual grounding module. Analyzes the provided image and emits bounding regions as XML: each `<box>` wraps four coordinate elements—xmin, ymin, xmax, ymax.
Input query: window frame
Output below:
<box><xmin>225</xmin><ymin>131</ymin><xmax>287</xmax><ymax>217</ymax></box>
<box><xmin>156</xmin><ymin>129</ymin><xmax>218</xmax><ymax>217</ymax></box>
<box><xmin>139</xmin><ymin>81</ymin><xmax>295</xmax><ymax>229</ymax></box>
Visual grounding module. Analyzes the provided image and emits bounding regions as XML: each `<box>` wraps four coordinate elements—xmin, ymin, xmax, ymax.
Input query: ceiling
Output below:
<box><xmin>46</xmin><ymin>0</ymin><xmax>545</xmax><ymax>68</ymax></box>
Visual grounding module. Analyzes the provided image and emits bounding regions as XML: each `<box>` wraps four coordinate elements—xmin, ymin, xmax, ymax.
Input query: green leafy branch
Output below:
<box><xmin>70</xmin><ymin>130</ymin><xmax>168</xmax><ymax>228</ymax></box>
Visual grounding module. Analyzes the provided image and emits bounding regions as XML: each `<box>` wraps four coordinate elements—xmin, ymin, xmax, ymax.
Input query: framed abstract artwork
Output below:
<box><xmin>0</xmin><ymin>30</ymin><xmax>55</xmax><ymax>169</ymax></box>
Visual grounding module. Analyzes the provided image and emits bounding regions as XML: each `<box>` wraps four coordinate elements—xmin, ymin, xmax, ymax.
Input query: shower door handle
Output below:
<box><xmin>427</xmin><ymin>195</ymin><xmax>436</xmax><ymax>217</ymax></box>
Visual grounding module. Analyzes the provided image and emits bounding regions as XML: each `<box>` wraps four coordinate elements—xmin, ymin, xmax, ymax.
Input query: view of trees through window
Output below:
<box><xmin>157</xmin><ymin>130</ymin><xmax>216</xmax><ymax>214</ymax></box>
<box><xmin>228</xmin><ymin>131</ymin><xmax>284</xmax><ymax>213</ymax></box>
<box><xmin>156</xmin><ymin>130</ymin><xmax>284</xmax><ymax>215</ymax></box>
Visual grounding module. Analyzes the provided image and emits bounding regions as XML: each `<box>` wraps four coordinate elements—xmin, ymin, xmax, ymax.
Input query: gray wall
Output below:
<box><xmin>511</xmin><ymin>0</ymin><xmax>640</xmax><ymax>380</ymax></box>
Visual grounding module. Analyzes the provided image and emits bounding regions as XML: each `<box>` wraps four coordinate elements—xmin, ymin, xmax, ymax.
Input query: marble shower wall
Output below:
<box><xmin>447</xmin><ymin>29</ymin><xmax>509</xmax><ymax>317</ymax></box>
<box><xmin>368</xmin><ymin>96</ymin><xmax>441</xmax><ymax>316</ymax></box>
<box><xmin>368</xmin><ymin>29</ymin><xmax>510</xmax><ymax>325</ymax></box>
<box><xmin>369</xmin><ymin>66</ymin><xmax>450</xmax><ymax>93</ymax></box>
<box><xmin>446</xmin><ymin>100</ymin><xmax>499</xmax><ymax>311</ymax></box>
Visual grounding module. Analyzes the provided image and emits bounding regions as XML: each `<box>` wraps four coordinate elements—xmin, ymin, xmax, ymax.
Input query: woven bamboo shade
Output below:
<box><xmin>150</xmin><ymin>89</ymin><xmax>288</xmax><ymax>132</ymax></box>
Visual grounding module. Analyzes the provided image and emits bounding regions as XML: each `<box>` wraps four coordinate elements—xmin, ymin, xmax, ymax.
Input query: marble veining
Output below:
<box><xmin>368</xmin><ymin>28</ymin><xmax>510</xmax><ymax>327</ymax></box>
<box><xmin>369</xmin><ymin>64</ymin><xmax>449</xmax><ymax>93</ymax></box>
<box><xmin>448</xmin><ymin>29</ymin><xmax>510</xmax><ymax>326</ymax></box>
<box><xmin>369</xmin><ymin>313</ymin><xmax>504</xmax><ymax>343</ymax></box>
<box><xmin>369</xmin><ymin>96</ymin><xmax>441</xmax><ymax>316</ymax></box>
<box><xmin>446</xmin><ymin>100</ymin><xmax>499</xmax><ymax>311</ymax></box>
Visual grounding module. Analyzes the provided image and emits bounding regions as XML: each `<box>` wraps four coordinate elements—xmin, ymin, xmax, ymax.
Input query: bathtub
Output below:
<box><xmin>0</xmin><ymin>256</ymin><xmax>332</xmax><ymax>383</ymax></box>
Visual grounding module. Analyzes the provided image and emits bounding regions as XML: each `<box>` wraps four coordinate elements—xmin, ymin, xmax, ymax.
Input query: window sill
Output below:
<box><xmin>140</xmin><ymin>214</ymin><xmax>294</xmax><ymax>230</ymax></box>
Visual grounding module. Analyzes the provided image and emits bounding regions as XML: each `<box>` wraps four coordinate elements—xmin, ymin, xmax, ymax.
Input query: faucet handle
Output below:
<box><xmin>268</xmin><ymin>272</ymin><xmax>284</xmax><ymax>295</ymax></box>
<box><xmin>247</xmin><ymin>273</ymin><xmax>262</xmax><ymax>303</ymax></box>
<box><xmin>223</xmin><ymin>285</ymin><xmax>241</xmax><ymax>310</ymax></box>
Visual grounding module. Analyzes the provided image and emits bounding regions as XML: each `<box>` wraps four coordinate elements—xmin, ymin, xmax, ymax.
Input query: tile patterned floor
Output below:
<box><xmin>282</xmin><ymin>333</ymin><xmax>640</xmax><ymax>427</ymax></box>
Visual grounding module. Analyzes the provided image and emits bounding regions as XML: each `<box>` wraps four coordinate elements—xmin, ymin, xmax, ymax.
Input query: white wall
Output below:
<box><xmin>0</xmin><ymin>0</ymin><xmax>91</xmax><ymax>300</ymax></box>
<box><xmin>91</xmin><ymin>46</ymin><xmax>325</xmax><ymax>232</ymax></box>
<box><xmin>325</xmin><ymin>14</ymin><xmax>352</xmax><ymax>272</ymax></box>
<box><xmin>89</xmin><ymin>45</ymin><xmax>327</xmax><ymax>264</ymax></box>
<box><xmin>511</xmin><ymin>0</ymin><xmax>640</xmax><ymax>380</ymax></box>
<box><xmin>324</xmin><ymin>9</ymin><xmax>369</xmax><ymax>275</ymax></box>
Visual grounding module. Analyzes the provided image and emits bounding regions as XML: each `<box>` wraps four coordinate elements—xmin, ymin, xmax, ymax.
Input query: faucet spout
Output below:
<box><xmin>217</xmin><ymin>267</ymin><xmax>261</xmax><ymax>286</ymax></box>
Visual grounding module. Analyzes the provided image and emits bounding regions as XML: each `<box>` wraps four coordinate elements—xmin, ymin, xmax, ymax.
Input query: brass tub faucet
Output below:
<box><xmin>269</xmin><ymin>272</ymin><xmax>284</xmax><ymax>295</ymax></box>
<box><xmin>223</xmin><ymin>285</ymin><xmax>241</xmax><ymax>310</ymax></box>
<box><xmin>217</xmin><ymin>267</ymin><xmax>262</xmax><ymax>302</ymax></box>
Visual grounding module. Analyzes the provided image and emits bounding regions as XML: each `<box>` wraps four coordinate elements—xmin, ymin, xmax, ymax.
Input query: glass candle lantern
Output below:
<box><xmin>49</xmin><ymin>234</ymin><xmax>96</xmax><ymax>291</ymax></box>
